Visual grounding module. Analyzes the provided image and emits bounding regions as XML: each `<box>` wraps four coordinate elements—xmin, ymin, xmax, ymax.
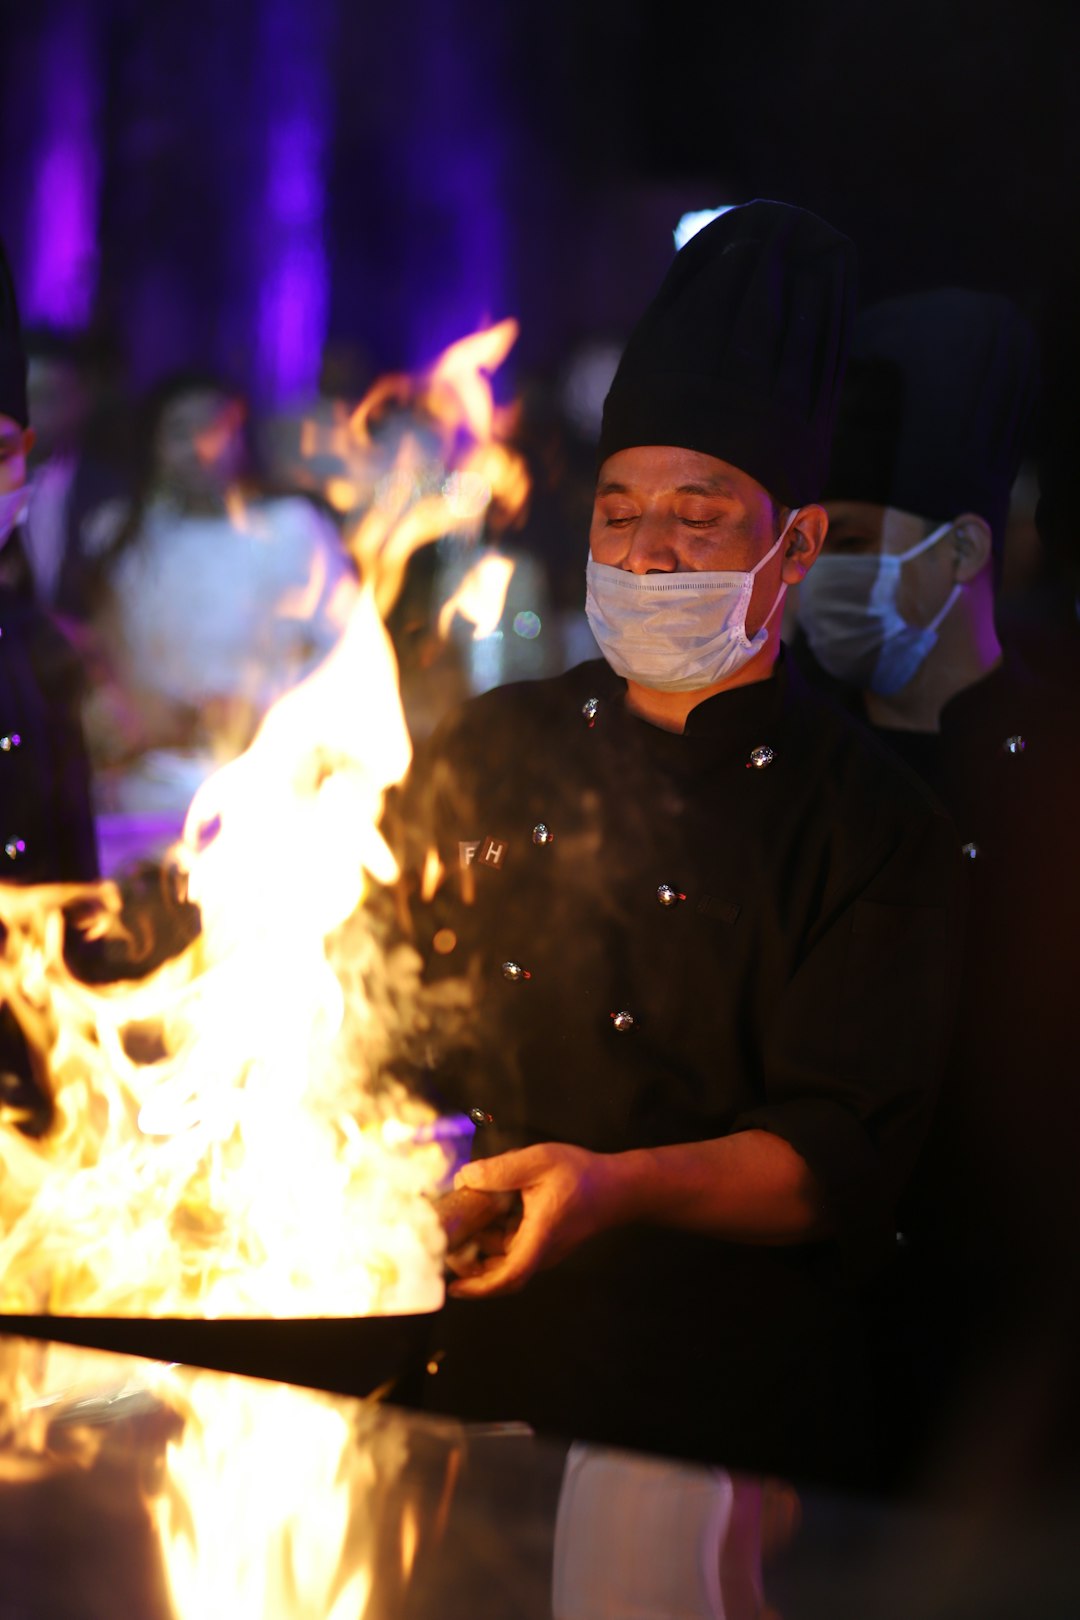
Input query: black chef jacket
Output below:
<box><xmin>861</xmin><ymin>659</ymin><xmax>1080</xmax><ymax>1487</ymax></box>
<box><xmin>0</xmin><ymin>536</ymin><xmax>97</xmax><ymax>887</ymax></box>
<box><xmin>397</xmin><ymin>653</ymin><xmax>960</xmax><ymax>1486</ymax></box>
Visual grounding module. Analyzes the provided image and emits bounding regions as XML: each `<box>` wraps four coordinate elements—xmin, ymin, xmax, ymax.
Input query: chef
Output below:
<box><xmin>400</xmin><ymin>203</ymin><xmax>960</xmax><ymax>1488</ymax></box>
<box><xmin>795</xmin><ymin>289</ymin><xmax>1080</xmax><ymax>1488</ymax></box>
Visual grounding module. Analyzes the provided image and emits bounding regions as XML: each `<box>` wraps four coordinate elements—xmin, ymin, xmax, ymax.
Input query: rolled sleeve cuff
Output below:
<box><xmin>732</xmin><ymin>1098</ymin><xmax>893</xmax><ymax>1268</ymax></box>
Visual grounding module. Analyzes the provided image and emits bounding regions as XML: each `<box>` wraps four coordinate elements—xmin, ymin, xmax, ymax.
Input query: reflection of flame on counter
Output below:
<box><xmin>0</xmin><ymin>1337</ymin><xmax>465</xmax><ymax>1620</ymax></box>
<box><xmin>0</xmin><ymin>320</ymin><xmax>528</xmax><ymax>1324</ymax></box>
<box><xmin>154</xmin><ymin>1371</ymin><xmax>379</xmax><ymax>1620</ymax></box>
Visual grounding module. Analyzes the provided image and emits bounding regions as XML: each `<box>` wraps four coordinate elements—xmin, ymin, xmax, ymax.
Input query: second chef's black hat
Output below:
<box><xmin>597</xmin><ymin>200</ymin><xmax>857</xmax><ymax>507</ymax></box>
<box><xmin>825</xmin><ymin>288</ymin><xmax>1038</xmax><ymax>544</ymax></box>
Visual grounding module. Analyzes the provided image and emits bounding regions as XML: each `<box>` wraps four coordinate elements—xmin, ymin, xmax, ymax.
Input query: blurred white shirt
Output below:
<box><xmin>93</xmin><ymin>493</ymin><xmax>354</xmax><ymax>864</ymax></box>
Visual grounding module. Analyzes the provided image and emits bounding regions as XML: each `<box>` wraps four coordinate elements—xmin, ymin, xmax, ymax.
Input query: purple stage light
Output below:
<box><xmin>23</xmin><ymin>4</ymin><xmax>101</xmax><ymax>327</ymax></box>
<box><xmin>255</xmin><ymin>3</ymin><xmax>332</xmax><ymax>405</ymax></box>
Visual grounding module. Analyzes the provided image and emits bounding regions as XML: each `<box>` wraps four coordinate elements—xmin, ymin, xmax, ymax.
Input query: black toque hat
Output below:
<box><xmin>825</xmin><ymin>289</ymin><xmax>1038</xmax><ymax>544</ymax></box>
<box><xmin>0</xmin><ymin>240</ymin><xmax>27</xmax><ymax>428</ymax></box>
<box><xmin>597</xmin><ymin>200</ymin><xmax>857</xmax><ymax>506</ymax></box>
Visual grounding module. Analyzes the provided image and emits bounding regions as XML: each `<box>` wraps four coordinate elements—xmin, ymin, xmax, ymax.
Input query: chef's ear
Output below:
<box><xmin>780</xmin><ymin>505</ymin><xmax>827</xmax><ymax>584</ymax></box>
<box><xmin>950</xmin><ymin>513</ymin><xmax>994</xmax><ymax>582</ymax></box>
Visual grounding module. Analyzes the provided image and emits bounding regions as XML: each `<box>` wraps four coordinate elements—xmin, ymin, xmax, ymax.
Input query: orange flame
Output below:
<box><xmin>436</xmin><ymin>553</ymin><xmax>516</xmax><ymax>642</ymax></box>
<box><xmin>0</xmin><ymin>319</ymin><xmax>525</xmax><ymax>1618</ymax></box>
<box><xmin>0</xmin><ymin>320</ymin><xmax>527</xmax><ymax>1325</ymax></box>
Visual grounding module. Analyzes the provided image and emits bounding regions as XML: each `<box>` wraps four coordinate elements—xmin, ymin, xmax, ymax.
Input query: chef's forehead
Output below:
<box><xmin>593</xmin><ymin>447</ymin><xmax>780</xmax><ymax>512</ymax></box>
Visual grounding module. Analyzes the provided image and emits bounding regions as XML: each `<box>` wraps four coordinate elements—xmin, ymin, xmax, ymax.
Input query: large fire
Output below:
<box><xmin>0</xmin><ymin>320</ymin><xmax>526</xmax><ymax>1322</ymax></box>
<box><xmin>0</xmin><ymin>323</ymin><xmax>525</xmax><ymax>1615</ymax></box>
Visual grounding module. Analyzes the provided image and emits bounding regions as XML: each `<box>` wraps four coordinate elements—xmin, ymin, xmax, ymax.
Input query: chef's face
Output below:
<box><xmin>590</xmin><ymin>445</ymin><xmax>822</xmax><ymax>636</ymax></box>
<box><xmin>0</xmin><ymin>413</ymin><xmax>33</xmax><ymax>495</ymax></box>
<box><xmin>822</xmin><ymin>500</ymin><xmax>958</xmax><ymax>628</ymax></box>
<box><xmin>591</xmin><ymin>445</ymin><xmax>780</xmax><ymax>572</ymax></box>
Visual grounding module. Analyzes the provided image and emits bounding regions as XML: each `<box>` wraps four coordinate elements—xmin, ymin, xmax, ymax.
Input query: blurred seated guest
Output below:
<box><xmin>256</xmin><ymin>337</ymin><xmax>375</xmax><ymax>507</ymax></box>
<box><xmin>82</xmin><ymin>372</ymin><xmax>354</xmax><ymax>871</ymax></box>
<box><xmin>0</xmin><ymin>244</ymin><xmax>97</xmax><ymax>889</ymax></box>
<box><xmin>22</xmin><ymin>325</ymin><xmax>130</xmax><ymax>624</ymax></box>
<box><xmin>0</xmin><ymin>245</ymin><xmax>98</xmax><ymax>1137</ymax></box>
<box><xmin>795</xmin><ymin>290</ymin><xmax>1080</xmax><ymax>1490</ymax></box>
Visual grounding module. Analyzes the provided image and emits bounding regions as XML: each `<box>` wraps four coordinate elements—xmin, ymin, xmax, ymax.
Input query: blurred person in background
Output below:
<box><xmin>22</xmin><ymin>325</ymin><xmax>130</xmax><ymax>625</ymax></box>
<box><xmin>0</xmin><ymin>242</ymin><xmax>98</xmax><ymax>1136</ymax></box>
<box><xmin>81</xmin><ymin>371</ymin><xmax>354</xmax><ymax>872</ymax></box>
<box><xmin>795</xmin><ymin>289</ymin><xmax>1080</xmax><ymax>1492</ymax></box>
<box><xmin>1007</xmin><ymin>301</ymin><xmax>1080</xmax><ymax>693</ymax></box>
<box><xmin>552</xmin><ymin>339</ymin><xmax>625</xmax><ymax>665</ymax></box>
<box><xmin>256</xmin><ymin>337</ymin><xmax>375</xmax><ymax>507</ymax></box>
<box><xmin>0</xmin><ymin>243</ymin><xmax>97</xmax><ymax>889</ymax></box>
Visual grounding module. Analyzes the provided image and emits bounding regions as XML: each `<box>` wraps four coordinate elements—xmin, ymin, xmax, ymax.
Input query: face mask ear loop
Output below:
<box><xmin>742</xmin><ymin>508</ymin><xmax>799</xmax><ymax>640</ymax></box>
<box><xmin>890</xmin><ymin>520</ymin><xmax>963</xmax><ymax>638</ymax></box>
<box><xmin>894</xmin><ymin>519</ymin><xmax>955</xmax><ymax>565</ymax></box>
<box><xmin>759</xmin><ymin>580</ymin><xmax>788</xmax><ymax>632</ymax></box>
<box><xmin>924</xmin><ymin>581</ymin><xmax>964</xmax><ymax>637</ymax></box>
<box><xmin>748</xmin><ymin>508</ymin><xmax>802</xmax><ymax>578</ymax></box>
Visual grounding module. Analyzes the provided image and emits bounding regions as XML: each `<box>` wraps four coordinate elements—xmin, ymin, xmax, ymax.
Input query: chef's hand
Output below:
<box><xmin>447</xmin><ymin>1143</ymin><xmax>618</xmax><ymax>1299</ymax></box>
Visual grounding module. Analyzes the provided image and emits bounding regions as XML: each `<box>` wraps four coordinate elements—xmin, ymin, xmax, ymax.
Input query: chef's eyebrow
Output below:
<box><xmin>675</xmin><ymin>481</ymin><xmax>736</xmax><ymax>497</ymax></box>
<box><xmin>595</xmin><ymin>479</ymin><xmax>736</xmax><ymax>498</ymax></box>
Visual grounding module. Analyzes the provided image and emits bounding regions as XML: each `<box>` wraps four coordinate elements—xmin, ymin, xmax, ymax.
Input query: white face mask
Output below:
<box><xmin>0</xmin><ymin>484</ymin><xmax>29</xmax><ymax>551</ymax></box>
<box><xmin>584</xmin><ymin>511</ymin><xmax>798</xmax><ymax>692</ymax></box>
<box><xmin>797</xmin><ymin>521</ymin><xmax>962</xmax><ymax>696</ymax></box>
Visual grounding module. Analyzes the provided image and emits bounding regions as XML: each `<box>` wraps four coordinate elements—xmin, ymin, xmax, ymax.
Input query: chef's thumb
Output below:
<box><xmin>455</xmin><ymin>1150</ymin><xmax>532</xmax><ymax>1192</ymax></box>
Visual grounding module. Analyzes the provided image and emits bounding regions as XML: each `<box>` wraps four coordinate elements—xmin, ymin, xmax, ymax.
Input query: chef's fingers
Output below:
<box><xmin>447</xmin><ymin>1208</ymin><xmax>549</xmax><ymax>1297</ymax></box>
<box><xmin>455</xmin><ymin>1147</ymin><xmax>545</xmax><ymax>1194</ymax></box>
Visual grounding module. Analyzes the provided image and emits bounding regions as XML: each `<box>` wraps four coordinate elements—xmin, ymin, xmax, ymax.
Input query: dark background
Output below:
<box><xmin>1</xmin><ymin>0</ymin><xmax>1076</xmax><ymax>402</ymax></box>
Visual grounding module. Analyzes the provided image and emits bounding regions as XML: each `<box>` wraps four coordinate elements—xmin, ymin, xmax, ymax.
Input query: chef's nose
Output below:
<box><xmin>621</xmin><ymin>513</ymin><xmax>679</xmax><ymax>574</ymax></box>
